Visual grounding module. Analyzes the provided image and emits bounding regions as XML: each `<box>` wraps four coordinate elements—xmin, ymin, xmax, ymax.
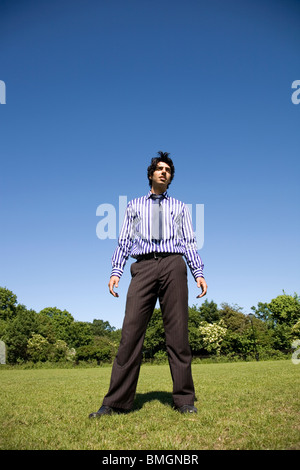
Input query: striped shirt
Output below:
<box><xmin>111</xmin><ymin>190</ymin><xmax>204</xmax><ymax>280</ymax></box>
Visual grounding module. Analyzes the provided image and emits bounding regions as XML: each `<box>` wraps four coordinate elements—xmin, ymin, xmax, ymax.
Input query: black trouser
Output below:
<box><xmin>102</xmin><ymin>254</ymin><xmax>195</xmax><ymax>409</ymax></box>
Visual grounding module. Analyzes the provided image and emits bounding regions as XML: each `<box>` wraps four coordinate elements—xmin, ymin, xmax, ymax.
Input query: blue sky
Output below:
<box><xmin>0</xmin><ymin>0</ymin><xmax>299</xmax><ymax>328</ymax></box>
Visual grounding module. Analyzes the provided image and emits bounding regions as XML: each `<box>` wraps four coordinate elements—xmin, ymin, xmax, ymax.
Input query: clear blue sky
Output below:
<box><xmin>1</xmin><ymin>0</ymin><xmax>299</xmax><ymax>328</ymax></box>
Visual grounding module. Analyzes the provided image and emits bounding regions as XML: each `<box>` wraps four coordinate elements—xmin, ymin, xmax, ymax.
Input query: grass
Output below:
<box><xmin>0</xmin><ymin>360</ymin><xmax>299</xmax><ymax>450</ymax></box>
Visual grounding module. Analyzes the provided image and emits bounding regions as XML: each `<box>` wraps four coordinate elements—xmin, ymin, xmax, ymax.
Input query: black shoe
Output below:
<box><xmin>176</xmin><ymin>404</ymin><xmax>198</xmax><ymax>414</ymax></box>
<box><xmin>89</xmin><ymin>405</ymin><xmax>128</xmax><ymax>419</ymax></box>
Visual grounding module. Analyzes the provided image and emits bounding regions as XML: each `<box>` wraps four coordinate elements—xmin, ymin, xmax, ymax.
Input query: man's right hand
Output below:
<box><xmin>108</xmin><ymin>276</ymin><xmax>120</xmax><ymax>297</ymax></box>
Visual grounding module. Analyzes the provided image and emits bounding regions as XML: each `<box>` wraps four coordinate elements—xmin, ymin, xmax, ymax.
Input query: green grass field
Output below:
<box><xmin>0</xmin><ymin>360</ymin><xmax>299</xmax><ymax>450</ymax></box>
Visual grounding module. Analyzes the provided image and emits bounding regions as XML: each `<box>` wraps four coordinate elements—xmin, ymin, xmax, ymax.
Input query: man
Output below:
<box><xmin>89</xmin><ymin>151</ymin><xmax>207</xmax><ymax>418</ymax></box>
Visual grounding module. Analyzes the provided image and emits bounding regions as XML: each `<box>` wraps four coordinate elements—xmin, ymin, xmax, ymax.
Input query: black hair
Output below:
<box><xmin>147</xmin><ymin>151</ymin><xmax>175</xmax><ymax>188</ymax></box>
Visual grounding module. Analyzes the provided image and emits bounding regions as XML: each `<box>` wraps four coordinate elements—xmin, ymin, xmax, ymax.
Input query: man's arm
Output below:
<box><xmin>109</xmin><ymin>202</ymin><xmax>135</xmax><ymax>297</ymax></box>
<box><xmin>181</xmin><ymin>205</ymin><xmax>206</xmax><ymax>296</ymax></box>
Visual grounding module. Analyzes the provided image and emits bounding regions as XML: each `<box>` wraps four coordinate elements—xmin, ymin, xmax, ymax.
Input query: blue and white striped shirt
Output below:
<box><xmin>111</xmin><ymin>190</ymin><xmax>204</xmax><ymax>280</ymax></box>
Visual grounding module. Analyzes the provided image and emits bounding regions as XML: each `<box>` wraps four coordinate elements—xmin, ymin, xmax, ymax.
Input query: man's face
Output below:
<box><xmin>150</xmin><ymin>162</ymin><xmax>172</xmax><ymax>190</ymax></box>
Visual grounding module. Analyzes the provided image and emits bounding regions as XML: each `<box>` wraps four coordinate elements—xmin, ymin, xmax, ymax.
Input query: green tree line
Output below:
<box><xmin>0</xmin><ymin>286</ymin><xmax>299</xmax><ymax>364</ymax></box>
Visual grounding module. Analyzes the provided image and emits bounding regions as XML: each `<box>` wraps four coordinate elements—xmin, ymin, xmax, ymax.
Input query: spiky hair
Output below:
<box><xmin>147</xmin><ymin>151</ymin><xmax>175</xmax><ymax>188</ymax></box>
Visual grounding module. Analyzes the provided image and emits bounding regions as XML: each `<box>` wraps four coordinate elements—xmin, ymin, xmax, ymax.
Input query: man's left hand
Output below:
<box><xmin>196</xmin><ymin>277</ymin><xmax>207</xmax><ymax>298</ymax></box>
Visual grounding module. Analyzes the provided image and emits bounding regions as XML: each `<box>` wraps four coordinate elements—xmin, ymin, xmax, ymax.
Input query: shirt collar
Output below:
<box><xmin>146</xmin><ymin>190</ymin><xmax>169</xmax><ymax>200</ymax></box>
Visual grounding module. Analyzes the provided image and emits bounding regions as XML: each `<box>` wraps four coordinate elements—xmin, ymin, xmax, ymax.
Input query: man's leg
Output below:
<box><xmin>102</xmin><ymin>259</ymin><xmax>158</xmax><ymax>410</ymax></box>
<box><xmin>158</xmin><ymin>255</ymin><xmax>195</xmax><ymax>408</ymax></box>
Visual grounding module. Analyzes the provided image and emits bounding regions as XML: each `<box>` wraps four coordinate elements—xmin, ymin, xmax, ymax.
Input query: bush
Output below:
<box><xmin>27</xmin><ymin>334</ymin><xmax>51</xmax><ymax>362</ymax></box>
<box><xmin>75</xmin><ymin>344</ymin><xmax>112</xmax><ymax>363</ymax></box>
<box><xmin>153</xmin><ymin>350</ymin><xmax>168</xmax><ymax>364</ymax></box>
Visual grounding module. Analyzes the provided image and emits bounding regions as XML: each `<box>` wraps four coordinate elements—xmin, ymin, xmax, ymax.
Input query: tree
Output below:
<box><xmin>0</xmin><ymin>287</ymin><xmax>18</xmax><ymax>321</ymax></box>
<box><xmin>91</xmin><ymin>319</ymin><xmax>116</xmax><ymax>336</ymax></box>
<box><xmin>4</xmin><ymin>306</ymin><xmax>39</xmax><ymax>363</ymax></box>
<box><xmin>75</xmin><ymin>336</ymin><xmax>114</xmax><ymax>363</ymax></box>
<box><xmin>35</xmin><ymin>312</ymin><xmax>57</xmax><ymax>344</ymax></box>
<box><xmin>39</xmin><ymin>307</ymin><xmax>74</xmax><ymax>344</ymax></box>
<box><xmin>220</xmin><ymin>330</ymin><xmax>252</xmax><ymax>357</ymax></box>
<box><xmin>143</xmin><ymin>309</ymin><xmax>165</xmax><ymax>357</ymax></box>
<box><xmin>67</xmin><ymin>321</ymin><xmax>93</xmax><ymax>348</ymax></box>
<box><xmin>188</xmin><ymin>306</ymin><xmax>202</xmax><ymax>353</ymax></box>
<box><xmin>267</xmin><ymin>293</ymin><xmax>300</xmax><ymax>327</ymax></box>
<box><xmin>250</xmin><ymin>302</ymin><xmax>274</xmax><ymax>325</ymax></box>
<box><xmin>219</xmin><ymin>303</ymin><xmax>247</xmax><ymax>333</ymax></box>
<box><xmin>251</xmin><ymin>293</ymin><xmax>300</xmax><ymax>353</ymax></box>
<box><xmin>198</xmin><ymin>300</ymin><xmax>220</xmax><ymax>323</ymax></box>
<box><xmin>270</xmin><ymin>323</ymin><xmax>293</xmax><ymax>350</ymax></box>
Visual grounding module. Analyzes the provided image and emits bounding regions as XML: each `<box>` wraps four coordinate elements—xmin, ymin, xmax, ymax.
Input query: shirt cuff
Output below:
<box><xmin>193</xmin><ymin>268</ymin><xmax>204</xmax><ymax>280</ymax></box>
<box><xmin>111</xmin><ymin>267</ymin><xmax>123</xmax><ymax>278</ymax></box>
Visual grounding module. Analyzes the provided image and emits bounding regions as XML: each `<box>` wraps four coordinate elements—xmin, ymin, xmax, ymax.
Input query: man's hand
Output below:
<box><xmin>108</xmin><ymin>276</ymin><xmax>120</xmax><ymax>297</ymax></box>
<box><xmin>196</xmin><ymin>277</ymin><xmax>207</xmax><ymax>298</ymax></box>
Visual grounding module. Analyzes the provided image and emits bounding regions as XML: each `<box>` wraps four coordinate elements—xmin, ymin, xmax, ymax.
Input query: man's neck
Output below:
<box><xmin>151</xmin><ymin>185</ymin><xmax>167</xmax><ymax>195</ymax></box>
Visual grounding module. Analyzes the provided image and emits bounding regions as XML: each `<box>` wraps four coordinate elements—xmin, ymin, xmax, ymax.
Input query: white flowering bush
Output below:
<box><xmin>198</xmin><ymin>320</ymin><xmax>227</xmax><ymax>355</ymax></box>
<box><xmin>27</xmin><ymin>334</ymin><xmax>76</xmax><ymax>362</ymax></box>
<box><xmin>27</xmin><ymin>333</ymin><xmax>50</xmax><ymax>362</ymax></box>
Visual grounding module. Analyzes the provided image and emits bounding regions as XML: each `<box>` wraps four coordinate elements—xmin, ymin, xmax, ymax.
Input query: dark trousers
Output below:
<box><xmin>102</xmin><ymin>254</ymin><xmax>195</xmax><ymax>410</ymax></box>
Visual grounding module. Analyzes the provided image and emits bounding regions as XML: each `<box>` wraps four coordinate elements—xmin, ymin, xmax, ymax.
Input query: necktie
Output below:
<box><xmin>151</xmin><ymin>194</ymin><xmax>164</xmax><ymax>240</ymax></box>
